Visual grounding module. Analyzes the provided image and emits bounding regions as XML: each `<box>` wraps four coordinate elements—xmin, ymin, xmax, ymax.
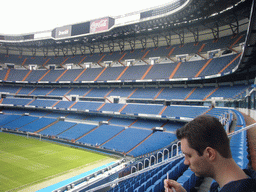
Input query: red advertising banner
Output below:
<box><xmin>90</xmin><ymin>18</ymin><xmax>109</xmax><ymax>33</ymax></box>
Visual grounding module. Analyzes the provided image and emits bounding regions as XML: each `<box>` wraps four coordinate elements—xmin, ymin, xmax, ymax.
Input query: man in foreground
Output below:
<box><xmin>164</xmin><ymin>115</ymin><xmax>256</xmax><ymax>192</ymax></box>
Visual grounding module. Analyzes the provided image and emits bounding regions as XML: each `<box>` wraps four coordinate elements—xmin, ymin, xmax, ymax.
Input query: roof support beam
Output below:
<box><xmin>128</xmin><ymin>38</ymin><xmax>136</xmax><ymax>52</ymax></box>
<box><xmin>164</xmin><ymin>32</ymin><xmax>172</xmax><ymax>47</ymax></box>
<box><xmin>153</xmin><ymin>35</ymin><xmax>159</xmax><ymax>49</ymax></box>
<box><xmin>53</xmin><ymin>47</ymin><xmax>60</xmax><ymax>57</ymax></box>
<box><xmin>118</xmin><ymin>39</ymin><xmax>125</xmax><ymax>53</ymax></box>
<box><xmin>187</xmin><ymin>27</ymin><xmax>199</xmax><ymax>44</ymax></box>
<box><xmin>19</xmin><ymin>48</ymin><xmax>23</xmax><ymax>57</ymax></box>
<box><xmin>71</xmin><ymin>46</ymin><xmax>77</xmax><ymax>56</ymax></box>
<box><xmin>79</xmin><ymin>44</ymin><xmax>86</xmax><ymax>55</ymax></box>
<box><xmin>31</xmin><ymin>48</ymin><xmax>36</xmax><ymax>57</ymax></box>
<box><xmin>98</xmin><ymin>39</ymin><xmax>105</xmax><ymax>54</ymax></box>
<box><xmin>173</xmin><ymin>29</ymin><xmax>184</xmax><ymax>46</ymax></box>
<box><xmin>108</xmin><ymin>40</ymin><xmax>114</xmax><ymax>53</ymax></box>
<box><xmin>89</xmin><ymin>44</ymin><xmax>95</xmax><ymax>55</ymax></box>
<box><xmin>202</xmin><ymin>21</ymin><xmax>220</xmax><ymax>40</ymax></box>
<box><xmin>43</xmin><ymin>47</ymin><xmax>48</xmax><ymax>57</ymax></box>
<box><xmin>62</xmin><ymin>46</ymin><xmax>68</xmax><ymax>57</ymax></box>
<box><xmin>140</xmin><ymin>37</ymin><xmax>147</xmax><ymax>50</ymax></box>
<box><xmin>228</xmin><ymin>15</ymin><xmax>239</xmax><ymax>36</ymax></box>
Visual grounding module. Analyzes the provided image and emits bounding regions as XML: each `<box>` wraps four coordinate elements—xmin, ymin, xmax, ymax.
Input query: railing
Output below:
<box><xmin>73</xmin><ymin>153</ymin><xmax>185</xmax><ymax>192</ymax></box>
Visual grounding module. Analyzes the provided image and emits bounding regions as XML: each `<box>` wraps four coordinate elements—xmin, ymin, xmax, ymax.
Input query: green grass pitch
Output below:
<box><xmin>0</xmin><ymin>132</ymin><xmax>109</xmax><ymax>192</ymax></box>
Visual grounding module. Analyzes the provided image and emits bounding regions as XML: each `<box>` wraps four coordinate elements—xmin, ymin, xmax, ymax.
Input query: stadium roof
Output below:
<box><xmin>0</xmin><ymin>0</ymin><xmax>175</xmax><ymax>35</ymax></box>
<box><xmin>0</xmin><ymin>0</ymin><xmax>253</xmax><ymax>57</ymax></box>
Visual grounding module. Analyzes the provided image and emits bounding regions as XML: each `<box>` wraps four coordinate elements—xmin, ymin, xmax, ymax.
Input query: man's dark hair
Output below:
<box><xmin>176</xmin><ymin>115</ymin><xmax>232</xmax><ymax>158</ymax></box>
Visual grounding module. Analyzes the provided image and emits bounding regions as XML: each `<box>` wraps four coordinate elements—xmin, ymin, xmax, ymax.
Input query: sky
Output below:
<box><xmin>0</xmin><ymin>0</ymin><xmax>173</xmax><ymax>35</ymax></box>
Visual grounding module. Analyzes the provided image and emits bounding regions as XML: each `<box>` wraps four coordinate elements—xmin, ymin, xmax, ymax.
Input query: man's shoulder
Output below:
<box><xmin>210</xmin><ymin>169</ymin><xmax>256</xmax><ymax>192</ymax></box>
<box><xmin>221</xmin><ymin>178</ymin><xmax>256</xmax><ymax>192</ymax></box>
<box><xmin>244</xmin><ymin>168</ymin><xmax>256</xmax><ymax>180</ymax></box>
<box><xmin>209</xmin><ymin>182</ymin><xmax>219</xmax><ymax>192</ymax></box>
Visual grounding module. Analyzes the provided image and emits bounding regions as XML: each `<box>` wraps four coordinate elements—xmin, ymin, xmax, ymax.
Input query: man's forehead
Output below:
<box><xmin>180</xmin><ymin>138</ymin><xmax>193</xmax><ymax>153</ymax></box>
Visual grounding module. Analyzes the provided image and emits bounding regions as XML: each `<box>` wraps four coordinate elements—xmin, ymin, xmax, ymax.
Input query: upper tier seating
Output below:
<box><xmin>57</xmin><ymin>69</ymin><xmax>84</xmax><ymax>81</ymax></box>
<box><xmin>0</xmin><ymin>31</ymin><xmax>245</xmax><ymax>67</ymax></box>
<box><xmin>198</xmin><ymin>54</ymin><xmax>240</xmax><ymax>77</ymax></box>
<box><xmin>24</xmin><ymin>70</ymin><xmax>48</xmax><ymax>82</ymax></box>
<box><xmin>96</xmin><ymin>66</ymin><xmax>125</xmax><ymax>81</ymax></box>
<box><xmin>0</xmin><ymin>53</ymin><xmax>241</xmax><ymax>83</ymax></box>
<box><xmin>144</xmin><ymin>62</ymin><xmax>177</xmax><ymax>80</ymax></box>
<box><xmin>75</xmin><ymin>68</ymin><xmax>104</xmax><ymax>81</ymax></box>
<box><xmin>173</xmin><ymin>60</ymin><xmax>206</xmax><ymax>78</ymax></box>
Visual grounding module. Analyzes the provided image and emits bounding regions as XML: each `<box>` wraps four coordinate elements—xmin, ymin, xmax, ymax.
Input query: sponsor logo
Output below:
<box><xmin>55</xmin><ymin>26</ymin><xmax>71</xmax><ymax>38</ymax></box>
<box><xmin>90</xmin><ymin>18</ymin><xmax>108</xmax><ymax>33</ymax></box>
<box><xmin>58</xmin><ymin>29</ymin><xmax>69</xmax><ymax>36</ymax></box>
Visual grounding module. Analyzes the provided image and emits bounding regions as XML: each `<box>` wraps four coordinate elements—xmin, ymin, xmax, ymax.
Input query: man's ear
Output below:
<box><xmin>204</xmin><ymin>147</ymin><xmax>216</xmax><ymax>161</ymax></box>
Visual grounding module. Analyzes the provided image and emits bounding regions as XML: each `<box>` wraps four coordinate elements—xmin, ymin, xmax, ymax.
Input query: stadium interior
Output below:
<box><xmin>0</xmin><ymin>0</ymin><xmax>256</xmax><ymax>191</ymax></box>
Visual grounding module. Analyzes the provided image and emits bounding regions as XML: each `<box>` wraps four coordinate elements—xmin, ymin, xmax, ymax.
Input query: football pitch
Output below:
<box><xmin>0</xmin><ymin>132</ymin><xmax>114</xmax><ymax>192</ymax></box>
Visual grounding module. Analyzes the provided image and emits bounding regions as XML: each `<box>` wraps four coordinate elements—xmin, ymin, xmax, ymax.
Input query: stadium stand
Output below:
<box><xmin>0</xmin><ymin>53</ymin><xmax>242</xmax><ymax>83</ymax></box>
